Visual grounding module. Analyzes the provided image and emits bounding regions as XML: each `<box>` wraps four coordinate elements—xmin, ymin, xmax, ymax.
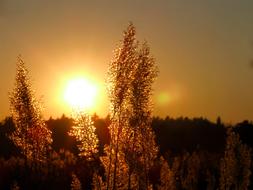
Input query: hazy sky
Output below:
<box><xmin>1</xmin><ymin>0</ymin><xmax>253</xmax><ymax>123</ymax></box>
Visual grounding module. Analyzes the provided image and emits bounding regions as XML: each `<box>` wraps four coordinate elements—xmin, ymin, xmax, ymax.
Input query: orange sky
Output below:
<box><xmin>1</xmin><ymin>1</ymin><xmax>253</xmax><ymax>123</ymax></box>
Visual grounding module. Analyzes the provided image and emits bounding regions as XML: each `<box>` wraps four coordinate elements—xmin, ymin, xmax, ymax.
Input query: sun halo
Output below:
<box><xmin>63</xmin><ymin>77</ymin><xmax>98</xmax><ymax>111</ymax></box>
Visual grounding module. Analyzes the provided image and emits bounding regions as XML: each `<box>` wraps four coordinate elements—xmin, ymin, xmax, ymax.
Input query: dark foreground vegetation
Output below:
<box><xmin>0</xmin><ymin>115</ymin><xmax>252</xmax><ymax>189</ymax></box>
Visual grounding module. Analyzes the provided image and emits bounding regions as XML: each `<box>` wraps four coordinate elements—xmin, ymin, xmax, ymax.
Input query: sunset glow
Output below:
<box><xmin>1</xmin><ymin>0</ymin><xmax>253</xmax><ymax>122</ymax></box>
<box><xmin>64</xmin><ymin>78</ymin><xmax>98</xmax><ymax>110</ymax></box>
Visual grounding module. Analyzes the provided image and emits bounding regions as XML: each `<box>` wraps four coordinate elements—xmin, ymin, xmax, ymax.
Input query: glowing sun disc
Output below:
<box><xmin>64</xmin><ymin>78</ymin><xmax>97</xmax><ymax>110</ymax></box>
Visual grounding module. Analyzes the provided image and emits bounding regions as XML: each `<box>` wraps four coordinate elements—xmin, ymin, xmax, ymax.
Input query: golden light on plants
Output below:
<box><xmin>63</xmin><ymin>77</ymin><xmax>98</xmax><ymax>110</ymax></box>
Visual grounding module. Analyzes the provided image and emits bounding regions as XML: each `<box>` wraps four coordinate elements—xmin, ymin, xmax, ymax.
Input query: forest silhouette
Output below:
<box><xmin>0</xmin><ymin>24</ymin><xmax>252</xmax><ymax>190</ymax></box>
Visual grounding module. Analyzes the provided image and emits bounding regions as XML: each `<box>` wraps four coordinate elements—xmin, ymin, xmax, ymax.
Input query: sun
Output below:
<box><xmin>64</xmin><ymin>77</ymin><xmax>98</xmax><ymax>110</ymax></box>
